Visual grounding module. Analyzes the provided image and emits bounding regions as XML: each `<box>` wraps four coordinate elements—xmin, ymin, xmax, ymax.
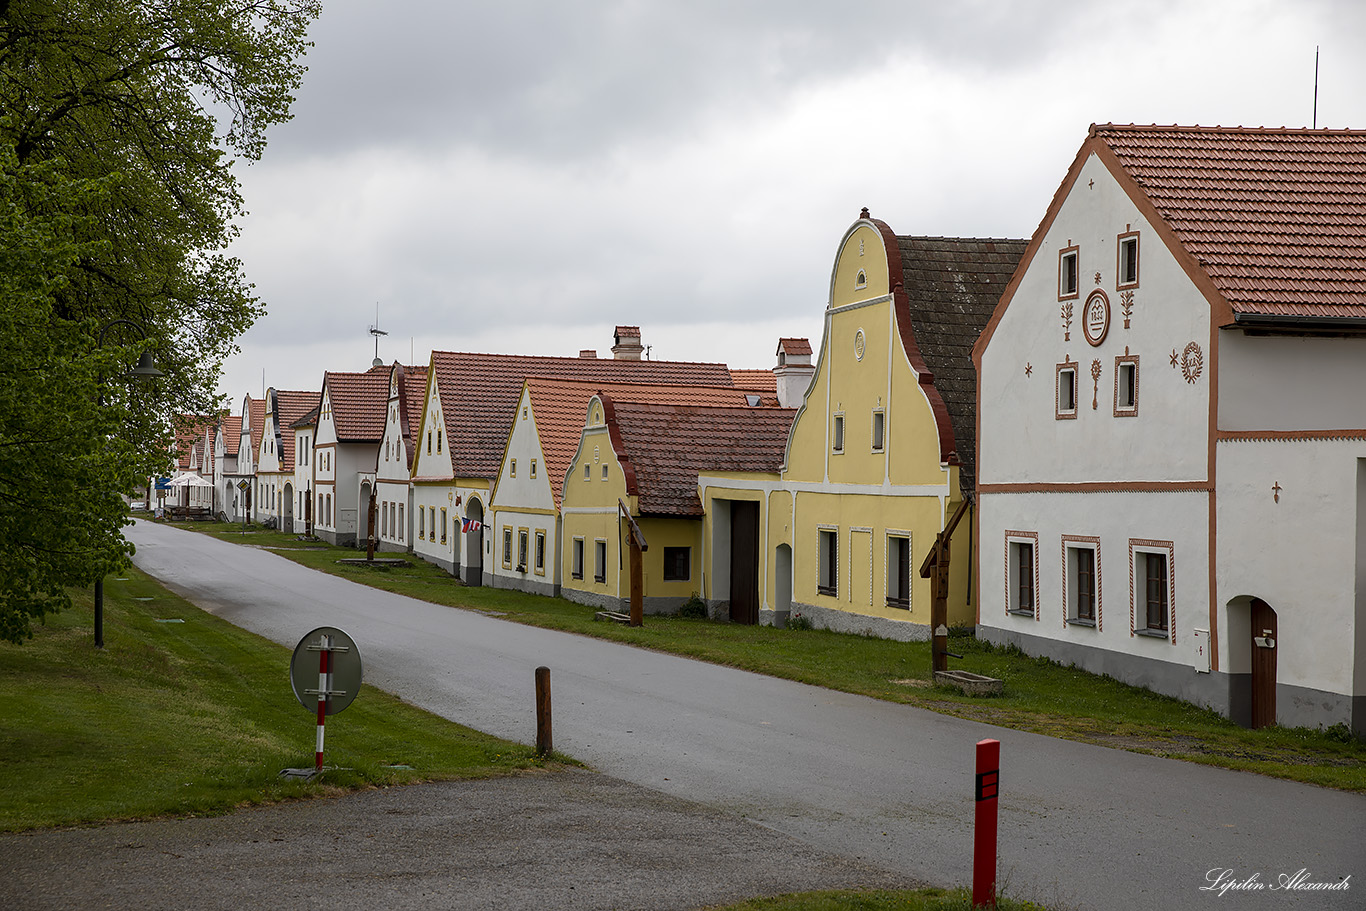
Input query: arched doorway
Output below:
<box><xmin>358</xmin><ymin>481</ymin><xmax>372</xmax><ymax>550</ymax></box>
<box><xmin>283</xmin><ymin>482</ymin><xmax>294</xmax><ymax>532</ymax></box>
<box><xmin>464</xmin><ymin>498</ymin><xmax>484</xmax><ymax>585</ymax></box>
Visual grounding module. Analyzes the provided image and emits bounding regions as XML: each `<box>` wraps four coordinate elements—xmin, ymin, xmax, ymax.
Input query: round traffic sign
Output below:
<box><xmin>289</xmin><ymin>626</ymin><xmax>363</xmax><ymax>716</ymax></box>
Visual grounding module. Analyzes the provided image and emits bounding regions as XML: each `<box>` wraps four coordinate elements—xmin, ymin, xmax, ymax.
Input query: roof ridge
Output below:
<box><xmin>1093</xmin><ymin>122</ymin><xmax>1366</xmax><ymax>136</ymax></box>
<box><xmin>430</xmin><ymin>349</ymin><xmax>728</xmax><ymax>368</ymax></box>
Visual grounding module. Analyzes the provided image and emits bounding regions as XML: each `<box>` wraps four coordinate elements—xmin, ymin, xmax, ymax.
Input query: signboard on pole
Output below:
<box><xmin>283</xmin><ymin>627</ymin><xmax>363</xmax><ymax>778</ymax></box>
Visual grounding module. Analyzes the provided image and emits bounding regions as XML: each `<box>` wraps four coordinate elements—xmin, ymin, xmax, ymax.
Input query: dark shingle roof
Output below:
<box><xmin>272</xmin><ymin>390</ymin><xmax>320</xmax><ymax>469</ymax></box>
<box><xmin>322</xmin><ymin>368</ymin><xmax>390</xmax><ymax>442</ymax></box>
<box><xmin>606</xmin><ymin>401</ymin><xmax>795</xmax><ymax>516</ymax></box>
<box><xmin>1094</xmin><ymin>124</ymin><xmax>1366</xmax><ymax>321</ymax></box>
<box><xmin>895</xmin><ymin>235</ymin><xmax>1028</xmax><ymax>494</ymax></box>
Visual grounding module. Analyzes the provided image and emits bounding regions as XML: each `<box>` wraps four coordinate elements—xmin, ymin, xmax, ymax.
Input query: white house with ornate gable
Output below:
<box><xmin>375</xmin><ymin>362</ymin><xmax>427</xmax><ymax>552</ymax></box>
<box><xmin>974</xmin><ymin>124</ymin><xmax>1366</xmax><ymax>734</ymax></box>
<box><xmin>252</xmin><ymin>388</ymin><xmax>318</xmax><ymax>530</ymax></box>
<box><xmin>311</xmin><ymin>367</ymin><xmax>391</xmax><ymax>546</ymax></box>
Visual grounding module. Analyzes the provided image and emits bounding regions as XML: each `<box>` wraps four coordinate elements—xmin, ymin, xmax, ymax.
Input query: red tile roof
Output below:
<box><xmin>172</xmin><ymin>416</ymin><xmax>215</xmax><ymax>471</ymax></box>
<box><xmin>246</xmin><ymin>397</ymin><xmax>265</xmax><ymax>462</ymax></box>
<box><xmin>604</xmin><ymin>401</ymin><xmax>796</xmax><ymax>516</ymax></box>
<box><xmin>1094</xmin><ymin>124</ymin><xmax>1366</xmax><ymax>321</ymax></box>
<box><xmin>322</xmin><ymin>370</ymin><xmax>390</xmax><ymax>442</ymax></box>
<box><xmin>220</xmin><ymin>415</ymin><xmax>242</xmax><ymax>458</ymax></box>
<box><xmin>523</xmin><ymin>379</ymin><xmax>780</xmax><ymax>507</ymax></box>
<box><xmin>614</xmin><ymin>325</ymin><xmax>641</xmax><ymax>338</ymax></box>
<box><xmin>729</xmin><ymin>368</ymin><xmax>777</xmax><ymax>393</ymax></box>
<box><xmin>271</xmin><ymin>390</ymin><xmax>320</xmax><ymax>469</ymax></box>
<box><xmin>777</xmin><ymin>337</ymin><xmax>812</xmax><ymax>356</ymax></box>
<box><xmin>402</xmin><ymin>366</ymin><xmax>428</xmax><ymax>444</ymax></box>
<box><xmin>430</xmin><ymin>351</ymin><xmax>736</xmax><ymax>481</ymax></box>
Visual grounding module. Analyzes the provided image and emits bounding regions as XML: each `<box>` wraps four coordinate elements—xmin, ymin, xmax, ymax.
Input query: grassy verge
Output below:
<box><xmin>707</xmin><ymin>888</ymin><xmax>1047</xmax><ymax>911</ymax></box>
<box><xmin>0</xmin><ymin>564</ymin><xmax>569</xmax><ymax>833</ymax></box>
<box><xmin>170</xmin><ymin>520</ymin><xmax>1366</xmax><ymax>791</ymax></box>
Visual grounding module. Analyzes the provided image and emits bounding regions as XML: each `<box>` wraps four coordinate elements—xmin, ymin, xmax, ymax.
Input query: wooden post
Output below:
<box><xmin>365</xmin><ymin>490</ymin><xmax>377</xmax><ymax>560</ymax></box>
<box><xmin>920</xmin><ymin>494</ymin><xmax>973</xmax><ymax>674</ymax></box>
<box><xmin>535</xmin><ymin>666</ymin><xmax>552</xmax><ymax>756</ymax></box>
<box><xmin>618</xmin><ymin>499</ymin><xmax>648</xmax><ymax>628</ymax></box>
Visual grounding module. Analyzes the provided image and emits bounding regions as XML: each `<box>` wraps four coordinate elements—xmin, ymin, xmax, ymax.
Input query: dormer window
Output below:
<box><xmin>1059</xmin><ymin>246</ymin><xmax>1079</xmax><ymax>300</ymax></box>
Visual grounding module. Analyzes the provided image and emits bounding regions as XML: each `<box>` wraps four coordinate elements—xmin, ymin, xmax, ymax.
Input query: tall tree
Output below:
<box><xmin>0</xmin><ymin>0</ymin><xmax>320</xmax><ymax>641</ymax></box>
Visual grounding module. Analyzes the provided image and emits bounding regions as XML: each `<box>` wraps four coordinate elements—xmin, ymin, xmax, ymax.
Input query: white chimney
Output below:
<box><xmin>611</xmin><ymin>325</ymin><xmax>644</xmax><ymax>360</ymax></box>
<box><xmin>774</xmin><ymin>337</ymin><xmax>814</xmax><ymax>409</ymax></box>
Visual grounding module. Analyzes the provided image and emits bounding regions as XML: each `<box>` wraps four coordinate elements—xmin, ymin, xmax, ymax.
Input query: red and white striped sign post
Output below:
<box><xmin>287</xmin><ymin>627</ymin><xmax>362</xmax><ymax>779</ymax></box>
<box><xmin>973</xmin><ymin>738</ymin><xmax>1001</xmax><ymax>908</ymax></box>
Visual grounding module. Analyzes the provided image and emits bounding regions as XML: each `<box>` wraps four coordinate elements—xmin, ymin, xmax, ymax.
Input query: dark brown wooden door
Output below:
<box><xmin>1250</xmin><ymin>598</ymin><xmax>1277</xmax><ymax>729</ymax></box>
<box><xmin>729</xmin><ymin>501</ymin><xmax>760</xmax><ymax>625</ymax></box>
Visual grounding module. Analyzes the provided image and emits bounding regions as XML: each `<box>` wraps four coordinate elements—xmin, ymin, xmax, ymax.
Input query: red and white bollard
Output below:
<box><xmin>314</xmin><ymin>633</ymin><xmax>332</xmax><ymax>771</ymax></box>
<box><xmin>973</xmin><ymin>738</ymin><xmax>1001</xmax><ymax>907</ymax></box>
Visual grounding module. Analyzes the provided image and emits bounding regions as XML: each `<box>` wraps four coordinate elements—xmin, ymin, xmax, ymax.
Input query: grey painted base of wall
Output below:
<box><xmin>317</xmin><ymin>530</ymin><xmax>357</xmax><ymax>547</ymax></box>
<box><xmin>489</xmin><ymin>574</ymin><xmax>558</xmax><ymax>599</ymax></box>
<box><xmin>560</xmin><ymin>589</ymin><xmax>690</xmax><ymax>615</ymax></box>
<box><xmin>980</xmin><ymin>625</ymin><xmax>1362</xmax><ymax>733</ymax></box>
<box><xmin>786</xmin><ymin>601</ymin><xmax>931</xmax><ymax>642</ymax></box>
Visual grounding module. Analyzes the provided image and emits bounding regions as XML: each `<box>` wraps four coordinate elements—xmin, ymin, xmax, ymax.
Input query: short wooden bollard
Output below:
<box><xmin>535</xmin><ymin>666</ymin><xmax>552</xmax><ymax>756</ymax></box>
<box><xmin>973</xmin><ymin>738</ymin><xmax>1001</xmax><ymax>908</ymax></box>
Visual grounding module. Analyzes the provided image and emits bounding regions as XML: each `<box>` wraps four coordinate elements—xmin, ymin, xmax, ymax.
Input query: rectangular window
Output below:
<box><xmin>886</xmin><ymin>535</ymin><xmax>910</xmax><ymax>608</ymax></box>
<box><xmin>594</xmin><ymin>539</ymin><xmax>607</xmax><ymax>583</ymax></box>
<box><xmin>817</xmin><ymin>528</ymin><xmax>838</xmax><ymax>596</ymax></box>
<box><xmin>440</xmin><ymin>507</ymin><xmax>447</xmax><ymax>544</ymax></box>
<box><xmin>1064</xmin><ymin>538</ymin><xmax>1100</xmax><ymax>626</ymax></box>
<box><xmin>534</xmin><ymin>531</ymin><xmax>546</xmax><ymax>574</ymax></box>
<box><xmin>832</xmin><ymin>414</ymin><xmax>845</xmax><ymax>453</ymax></box>
<box><xmin>1056</xmin><ymin>363</ymin><xmax>1077</xmax><ymax>419</ymax></box>
<box><xmin>1117</xmin><ymin>232</ymin><xmax>1139</xmax><ymax>288</ymax></box>
<box><xmin>662</xmin><ymin>546</ymin><xmax>690</xmax><ymax>582</ymax></box>
<box><xmin>530</xmin><ymin>459</ymin><xmax>537</xmax><ymax>479</ymax></box>
<box><xmin>511</xmin><ymin>459</ymin><xmax>516</xmax><ymax>477</ymax></box>
<box><xmin>572</xmin><ymin>537</ymin><xmax>584</xmax><ymax>580</ymax></box>
<box><xmin>382</xmin><ymin>502</ymin><xmax>389</xmax><ymax>538</ymax></box>
<box><xmin>518</xmin><ymin>529</ymin><xmax>528</xmax><ymax>571</ymax></box>
<box><xmin>584</xmin><ymin>464</ymin><xmax>591</xmax><ymax>480</ymax></box>
<box><xmin>1114</xmin><ymin>355</ymin><xmax>1139</xmax><ymax>417</ymax></box>
<box><xmin>601</xmin><ymin>464</ymin><xmax>608</xmax><ymax>480</ymax></box>
<box><xmin>503</xmin><ymin>527</ymin><xmax>513</xmax><ymax>568</ymax></box>
<box><xmin>430</xmin><ymin>507</ymin><xmax>436</xmax><ymax>544</ymax></box>
<box><xmin>419</xmin><ymin>507</ymin><xmax>425</xmax><ymax>539</ymax></box>
<box><xmin>871</xmin><ymin>410</ymin><xmax>885</xmax><ymax>452</ymax></box>
<box><xmin>1006</xmin><ymin>533</ymin><xmax>1038</xmax><ymax>617</ymax></box>
<box><xmin>1145</xmin><ymin>552</ymin><xmax>1168</xmax><ymax>631</ymax></box>
<box><xmin>1059</xmin><ymin>246</ymin><xmax>1079</xmax><ymax>299</ymax></box>
<box><xmin>436</xmin><ymin>429</ymin><xmax>442</xmax><ymax>453</ymax></box>
<box><xmin>427</xmin><ymin>430</ymin><xmax>432</xmax><ymax>454</ymax></box>
<box><xmin>398</xmin><ymin>504</ymin><xmax>404</xmax><ymax>541</ymax></box>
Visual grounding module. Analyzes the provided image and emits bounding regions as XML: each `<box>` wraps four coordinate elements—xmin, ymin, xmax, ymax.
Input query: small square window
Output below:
<box><xmin>1114</xmin><ymin>355</ymin><xmax>1139</xmax><ymax>417</ymax></box>
<box><xmin>832</xmin><ymin>414</ymin><xmax>845</xmax><ymax>453</ymax></box>
<box><xmin>1056</xmin><ymin>363</ymin><xmax>1078</xmax><ymax>419</ymax></box>
<box><xmin>1117</xmin><ymin>232</ymin><xmax>1139</xmax><ymax>288</ymax></box>
<box><xmin>871</xmin><ymin>410</ymin><xmax>885</xmax><ymax>452</ymax></box>
<box><xmin>817</xmin><ymin>528</ymin><xmax>838</xmax><ymax>596</ymax></box>
<box><xmin>571</xmin><ymin>538</ymin><xmax>584</xmax><ymax>580</ymax></box>
<box><xmin>663</xmin><ymin>546</ymin><xmax>690</xmax><ymax>581</ymax></box>
<box><xmin>1059</xmin><ymin>246</ymin><xmax>1079</xmax><ymax>299</ymax></box>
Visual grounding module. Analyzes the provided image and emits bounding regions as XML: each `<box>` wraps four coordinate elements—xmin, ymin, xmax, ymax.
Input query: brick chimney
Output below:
<box><xmin>579</xmin><ymin>349</ymin><xmax>598</xmax><ymax>359</ymax></box>
<box><xmin>774</xmin><ymin>337</ymin><xmax>814</xmax><ymax>409</ymax></box>
<box><xmin>611</xmin><ymin>325</ymin><xmax>644</xmax><ymax>360</ymax></box>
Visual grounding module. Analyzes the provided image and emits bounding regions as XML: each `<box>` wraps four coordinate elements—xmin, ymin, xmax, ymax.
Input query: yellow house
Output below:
<box><xmin>704</xmin><ymin>209</ymin><xmax>1026</xmax><ymax>637</ymax></box>
<box><xmin>560</xmin><ymin>392</ymin><xmax>793</xmax><ymax>614</ymax></box>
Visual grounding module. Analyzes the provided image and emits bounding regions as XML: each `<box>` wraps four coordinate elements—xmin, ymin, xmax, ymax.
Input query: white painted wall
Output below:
<box><xmin>1218</xmin><ymin>334</ymin><xmax>1366</xmax><ymax>432</ymax></box>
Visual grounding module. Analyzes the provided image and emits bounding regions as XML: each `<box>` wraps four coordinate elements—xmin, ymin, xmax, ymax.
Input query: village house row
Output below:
<box><xmin>163</xmin><ymin>125</ymin><xmax>1366</xmax><ymax>737</ymax></box>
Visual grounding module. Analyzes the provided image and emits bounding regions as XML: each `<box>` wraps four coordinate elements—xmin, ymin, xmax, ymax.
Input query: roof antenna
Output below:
<box><xmin>1313</xmin><ymin>46</ymin><xmax>1319</xmax><ymax>129</ymax></box>
<box><xmin>369</xmin><ymin>302</ymin><xmax>388</xmax><ymax>368</ymax></box>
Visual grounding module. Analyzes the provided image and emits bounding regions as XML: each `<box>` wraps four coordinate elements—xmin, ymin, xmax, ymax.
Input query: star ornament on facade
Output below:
<box><xmin>1025</xmin><ymin>363</ymin><xmax>1033</xmax><ymax>377</ymax></box>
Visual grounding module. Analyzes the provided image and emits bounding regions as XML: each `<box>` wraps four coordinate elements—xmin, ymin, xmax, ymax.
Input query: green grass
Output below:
<box><xmin>173</xmin><ymin>520</ymin><xmax>1366</xmax><ymax>791</ymax></box>
<box><xmin>706</xmin><ymin>888</ymin><xmax>1048</xmax><ymax>911</ymax></box>
<box><xmin>0</xmin><ymin>564</ymin><xmax>570</xmax><ymax>833</ymax></box>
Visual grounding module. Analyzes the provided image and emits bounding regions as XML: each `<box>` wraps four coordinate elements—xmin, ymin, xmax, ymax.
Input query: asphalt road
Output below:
<box><xmin>124</xmin><ymin>521</ymin><xmax>1362</xmax><ymax>909</ymax></box>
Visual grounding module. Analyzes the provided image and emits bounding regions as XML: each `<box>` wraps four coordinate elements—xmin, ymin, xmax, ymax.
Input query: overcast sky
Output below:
<box><xmin>219</xmin><ymin>0</ymin><xmax>1366</xmax><ymax>400</ymax></box>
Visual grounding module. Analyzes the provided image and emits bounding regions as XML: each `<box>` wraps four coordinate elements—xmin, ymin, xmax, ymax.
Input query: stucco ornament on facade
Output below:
<box><xmin>1180</xmin><ymin>342</ymin><xmax>1204</xmax><ymax>383</ymax></box>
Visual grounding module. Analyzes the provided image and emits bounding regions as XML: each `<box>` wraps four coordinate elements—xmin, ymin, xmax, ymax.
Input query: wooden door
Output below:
<box><xmin>1250</xmin><ymin>598</ymin><xmax>1277</xmax><ymax>729</ymax></box>
<box><xmin>729</xmin><ymin>501</ymin><xmax>760</xmax><ymax>625</ymax></box>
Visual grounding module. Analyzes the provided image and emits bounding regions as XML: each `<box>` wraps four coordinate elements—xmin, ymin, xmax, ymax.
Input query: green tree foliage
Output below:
<box><xmin>0</xmin><ymin>0</ymin><xmax>320</xmax><ymax>641</ymax></box>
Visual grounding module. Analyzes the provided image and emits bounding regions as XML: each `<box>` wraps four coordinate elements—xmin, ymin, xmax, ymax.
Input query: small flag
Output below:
<box><xmin>461</xmin><ymin>517</ymin><xmax>482</xmax><ymax>534</ymax></box>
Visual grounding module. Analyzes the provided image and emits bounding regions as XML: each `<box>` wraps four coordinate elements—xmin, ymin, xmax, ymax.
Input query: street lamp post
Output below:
<box><xmin>94</xmin><ymin>319</ymin><xmax>162</xmax><ymax>649</ymax></box>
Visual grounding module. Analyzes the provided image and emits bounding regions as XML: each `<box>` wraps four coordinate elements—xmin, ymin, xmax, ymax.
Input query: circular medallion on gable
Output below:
<box><xmin>854</xmin><ymin>329</ymin><xmax>866</xmax><ymax>361</ymax></box>
<box><xmin>1082</xmin><ymin>290</ymin><xmax>1110</xmax><ymax>347</ymax></box>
